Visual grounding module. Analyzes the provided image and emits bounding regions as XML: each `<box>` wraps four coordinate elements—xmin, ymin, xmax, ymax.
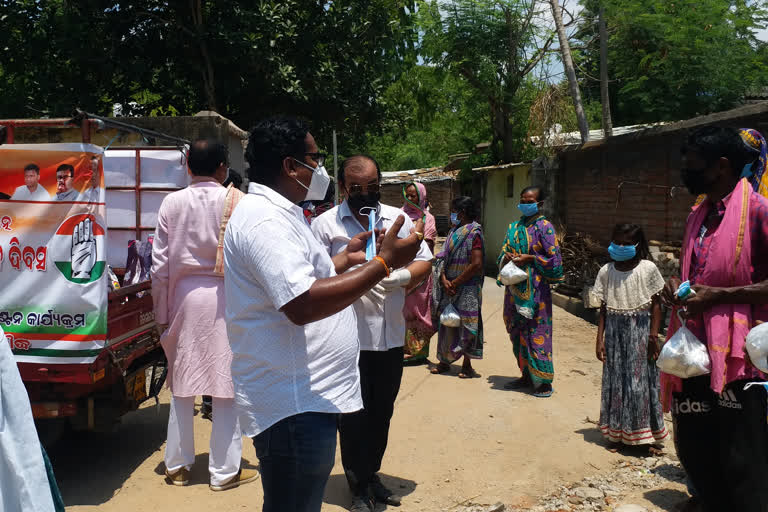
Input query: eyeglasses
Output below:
<box><xmin>305</xmin><ymin>152</ymin><xmax>326</xmax><ymax>167</ymax></box>
<box><xmin>346</xmin><ymin>183</ymin><xmax>380</xmax><ymax>196</ymax></box>
<box><xmin>56</xmin><ymin>174</ymin><xmax>72</xmax><ymax>181</ymax></box>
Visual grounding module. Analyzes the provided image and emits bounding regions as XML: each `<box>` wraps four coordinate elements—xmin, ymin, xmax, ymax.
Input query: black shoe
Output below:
<box><xmin>370</xmin><ymin>474</ymin><xmax>402</xmax><ymax>506</ymax></box>
<box><xmin>349</xmin><ymin>495</ymin><xmax>374</xmax><ymax>512</ymax></box>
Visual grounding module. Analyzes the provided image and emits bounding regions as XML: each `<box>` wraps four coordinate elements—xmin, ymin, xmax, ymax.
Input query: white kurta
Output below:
<box><xmin>0</xmin><ymin>327</ymin><xmax>56</xmax><ymax>512</ymax></box>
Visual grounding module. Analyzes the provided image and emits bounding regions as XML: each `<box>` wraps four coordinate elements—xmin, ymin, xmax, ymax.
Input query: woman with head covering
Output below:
<box><xmin>694</xmin><ymin>128</ymin><xmax>768</xmax><ymax>206</ymax></box>
<box><xmin>401</xmin><ymin>182</ymin><xmax>437</xmax><ymax>364</ymax></box>
<box><xmin>430</xmin><ymin>196</ymin><xmax>485</xmax><ymax>378</ymax></box>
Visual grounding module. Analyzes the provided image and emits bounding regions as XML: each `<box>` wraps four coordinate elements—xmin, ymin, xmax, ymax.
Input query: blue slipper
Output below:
<box><xmin>533</xmin><ymin>385</ymin><xmax>553</xmax><ymax>398</ymax></box>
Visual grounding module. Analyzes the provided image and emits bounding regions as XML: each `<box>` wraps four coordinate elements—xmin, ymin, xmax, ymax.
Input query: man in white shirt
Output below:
<box><xmin>223</xmin><ymin>117</ymin><xmax>424</xmax><ymax>512</ymax></box>
<box><xmin>312</xmin><ymin>155</ymin><xmax>433</xmax><ymax>512</ymax></box>
<box><xmin>11</xmin><ymin>164</ymin><xmax>51</xmax><ymax>201</ymax></box>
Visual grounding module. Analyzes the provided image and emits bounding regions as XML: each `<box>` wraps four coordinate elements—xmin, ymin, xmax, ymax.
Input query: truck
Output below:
<box><xmin>0</xmin><ymin>117</ymin><xmax>189</xmax><ymax>443</ymax></box>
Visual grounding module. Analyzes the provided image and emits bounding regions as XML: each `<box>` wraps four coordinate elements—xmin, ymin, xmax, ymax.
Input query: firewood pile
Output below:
<box><xmin>556</xmin><ymin>230</ymin><xmax>610</xmax><ymax>298</ymax></box>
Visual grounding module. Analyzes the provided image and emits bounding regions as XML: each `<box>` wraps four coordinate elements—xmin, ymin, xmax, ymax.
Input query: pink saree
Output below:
<box><xmin>661</xmin><ymin>178</ymin><xmax>767</xmax><ymax>410</ymax></box>
<box><xmin>402</xmin><ymin>182</ymin><xmax>437</xmax><ymax>362</ymax></box>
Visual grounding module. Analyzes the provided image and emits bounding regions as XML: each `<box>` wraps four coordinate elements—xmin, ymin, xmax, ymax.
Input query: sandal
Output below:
<box><xmin>458</xmin><ymin>367</ymin><xmax>479</xmax><ymax>379</ymax></box>
<box><xmin>532</xmin><ymin>384</ymin><xmax>553</xmax><ymax>398</ymax></box>
<box><xmin>430</xmin><ymin>363</ymin><xmax>450</xmax><ymax>375</ymax></box>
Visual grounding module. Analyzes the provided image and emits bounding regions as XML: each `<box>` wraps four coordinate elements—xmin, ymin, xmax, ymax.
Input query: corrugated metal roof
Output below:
<box><xmin>529</xmin><ymin>123</ymin><xmax>668</xmax><ymax>148</ymax></box>
<box><xmin>381</xmin><ymin>166</ymin><xmax>459</xmax><ymax>184</ymax></box>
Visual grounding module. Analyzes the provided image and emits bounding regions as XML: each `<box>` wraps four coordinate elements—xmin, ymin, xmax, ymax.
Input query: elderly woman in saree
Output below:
<box><xmin>431</xmin><ymin>196</ymin><xmax>485</xmax><ymax>378</ymax></box>
<box><xmin>401</xmin><ymin>182</ymin><xmax>437</xmax><ymax>364</ymax></box>
<box><xmin>498</xmin><ymin>185</ymin><xmax>563</xmax><ymax>398</ymax></box>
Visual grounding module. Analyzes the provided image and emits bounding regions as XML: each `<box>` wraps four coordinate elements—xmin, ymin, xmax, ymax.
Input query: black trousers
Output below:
<box><xmin>339</xmin><ymin>347</ymin><xmax>404</xmax><ymax>495</ymax></box>
<box><xmin>672</xmin><ymin>376</ymin><xmax>768</xmax><ymax>512</ymax></box>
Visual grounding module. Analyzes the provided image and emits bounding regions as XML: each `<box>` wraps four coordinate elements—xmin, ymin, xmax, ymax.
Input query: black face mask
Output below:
<box><xmin>681</xmin><ymin>167</ymin><xmax>716</xmax><ymax>195</ymax></box>
<box><xmin>347</xmin><ymin>191</ymin><xmax>380</xmax><ymax>211</ymax></box>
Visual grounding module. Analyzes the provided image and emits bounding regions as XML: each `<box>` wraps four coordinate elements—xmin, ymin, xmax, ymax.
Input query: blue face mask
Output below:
<box><xmin>741</xmin><ymin>162</ymin><xmax>754</xmax><ymax>179</ymax></box>
<box><xmin>518</xmin><ymin>202</ymin><xmax>539</xmax><ymax>217</ymax></box>
<box><xmin>450</xmin><ymin>212</ymin><xmax>460</xmax><ymax>226</ymax></box>
<box><xmin>608</xmin><ymin>242</ymin><xmax>637</xmax><ymax>262</ymax></box>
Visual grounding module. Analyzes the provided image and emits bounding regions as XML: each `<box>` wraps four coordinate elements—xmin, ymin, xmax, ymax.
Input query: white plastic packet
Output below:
<box><xmin>440</xmin><ymin>304</ymin><xmax>462</xmax><ymax>327</ymax></box>
<box><xmin>515</xmin><ymin>304</ymin><xmax>534</xmax><ymax>320</ymax></box>
<box><xmin>657</xmin><ymin>311</ymin><xmax>711</xmax><ymax>378</ymax></box>
<box><xmin>746</xmin><ymin>322</ymin><xmax>768</xmax><ymax>374</ymax></box>
<box><xmin>499</xmin><ymin>260</ymin><xmax>528</xmax><ymax>286</ymax></box>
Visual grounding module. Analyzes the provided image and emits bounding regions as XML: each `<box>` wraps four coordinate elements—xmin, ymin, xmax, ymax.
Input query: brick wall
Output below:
<box><xmin>560</xmin><ymin>136</ymin><xmax>692</xmax><ymax>244</ymax></box>
<box><xmin>559</xmin><ymin>106</ymin><xmax>768</xmax><ymax>245</ymax></box>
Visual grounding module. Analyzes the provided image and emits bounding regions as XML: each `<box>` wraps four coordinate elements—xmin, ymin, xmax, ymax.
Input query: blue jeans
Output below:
<box><xmin>252</xmin><ymin>412</ymin><xmax>338</xmax><ymax>512</ymax></box>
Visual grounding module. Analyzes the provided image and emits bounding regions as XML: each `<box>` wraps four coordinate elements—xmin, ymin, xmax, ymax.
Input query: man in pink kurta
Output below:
<box><xmin>151</xmin><ymin>140</ymin><xmax>256</xmax><ymax>491</ymax></box>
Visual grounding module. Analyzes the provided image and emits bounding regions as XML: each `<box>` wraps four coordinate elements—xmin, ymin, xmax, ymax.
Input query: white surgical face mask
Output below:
<box><xmin>292</xmin><ymin>158</ymin><xmax>330</xmax><ymax>201</ymax></box>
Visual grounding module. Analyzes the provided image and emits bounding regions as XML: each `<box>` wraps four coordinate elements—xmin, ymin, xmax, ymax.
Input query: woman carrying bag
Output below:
<box><xmin>431</xmin><ymin>197</ymin><xmax>485</xmax><ymax>379</ymax></box>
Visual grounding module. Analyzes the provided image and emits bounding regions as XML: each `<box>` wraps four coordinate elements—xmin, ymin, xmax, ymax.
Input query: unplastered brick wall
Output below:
<box><xmin>560</xmin><ymin>136</ymin><xmax>693</xmax><ymax>245</ymax></box>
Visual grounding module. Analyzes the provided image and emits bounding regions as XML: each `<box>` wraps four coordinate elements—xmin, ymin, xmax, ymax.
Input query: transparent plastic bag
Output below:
<box><xmin>657</xmin><ymin>311</ymin><xmax>711</xmax><ymax>378</ymax></box>
<box><xmin>499</xmin><ymin>260</ymin><xmax>528</xmax><ymax>286</ymax></box>
<box><xmin>440</xmin><ymin>303</ymin><xmax>462</xmax><ymax>328</ymax></box>
<box><xmin>515</xmin><ymin>304</ymin><xmax>534</xmax><ymax>320</ymax></box>
<box><xmin>746</xmin><ymin>322</ymin><xmax>768</xmax><ymax>374</ymax></box>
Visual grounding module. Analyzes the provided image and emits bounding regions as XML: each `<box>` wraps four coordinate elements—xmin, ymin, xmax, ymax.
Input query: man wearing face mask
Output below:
<box><xmin>659</xmin><ymin>126</ymin><xmax>768</xmax><ymax>512</ymax></box>
<box><xmin>223</xmin><ymin>119</ymin><xmax>424</xmax><ymax>512</ymax></box>
<box><xmin>311</xmin><ymin>155</ymin><xmax>433</xmax><ymax>512</ymax></box>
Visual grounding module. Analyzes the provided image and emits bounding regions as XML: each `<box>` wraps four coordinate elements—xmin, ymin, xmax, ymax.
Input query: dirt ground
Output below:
<box><xmin>53</xmin><ymin>278</ymin><xmax>688</xmax><ymax>511</ymax></box>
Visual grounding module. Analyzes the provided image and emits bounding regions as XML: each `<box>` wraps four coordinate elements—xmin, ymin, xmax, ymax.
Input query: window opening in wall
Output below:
<box><xmin>506</xmin><ymin>173</ymin><xmax>515</xmax><ymax>198</ymax></box>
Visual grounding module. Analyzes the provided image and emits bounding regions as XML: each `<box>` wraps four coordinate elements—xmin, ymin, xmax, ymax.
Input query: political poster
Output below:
<box><xmin>0</xmin><ymin>143</ymin><xmax>107</xmax><ymax>364</ymax></box>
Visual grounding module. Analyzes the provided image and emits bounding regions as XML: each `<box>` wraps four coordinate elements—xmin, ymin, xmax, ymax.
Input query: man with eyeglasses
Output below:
<box><xmin>223</xmin><ymin>118</ymin><xmax>424</xmax><ymax>512</ymax></box>
<box><xmin>55</xmin><ymin>164</ymin><xmax>79</xmax><ymax>201</ymax></box>
<box><xmin>312</xmin><ymin>155</ymin><xmax>433</xmax><ymax>512</ymax></box>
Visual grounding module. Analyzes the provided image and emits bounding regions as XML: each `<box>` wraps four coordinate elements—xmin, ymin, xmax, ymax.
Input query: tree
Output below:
<box><xmin>0</xmin><ymin>0</ymin><xmax>418</xmax><ymax>153</ymax></box>
<box><xmin>573</xmin><ymin>0</ymin><xmax>768</xmax><ymax>125</ymax></box>
<box><xmin>549</xmin><ymin>0</ymin><xmax>589</xmax><ymax>142</ymax></box>
<box><xmin>420</xmin><ymin>0</ymin><xmax>558</xmax><ymax>163</ymax></box>
<box><xmin>598</xmin><ymin>6</ymin><xmax>612</xmax><ymax>137</ymax></box>
<box><xmin>359</xmin><ymin>65</ymin><xmax>494</xmax><ymax>170</ymax></box>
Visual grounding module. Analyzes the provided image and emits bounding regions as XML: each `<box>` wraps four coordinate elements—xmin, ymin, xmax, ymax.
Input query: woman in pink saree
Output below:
<box><xmin>402</xmin><ymin>182</ymin><xmax>436</xmax><ymax>364</ymax></box>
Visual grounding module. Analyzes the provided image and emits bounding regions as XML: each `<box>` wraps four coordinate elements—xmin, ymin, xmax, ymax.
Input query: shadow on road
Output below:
<box><xmin>324</xmin><ymin>473</ymin><xmax>417</xmax><ymax>509</ymax></box>
<box><xmin>486</xmin><ymin>374</ymin><xmax>528</xmax><ymax>393</ymax></box>
<box><xmin>47</xmin><ymin>402</ymin><xmax>170</xmax><ymax>506</ymax></box>
<box><xmin>643</xmin><ymin>488</ymin><xmax>689</xmax><ymax>511</ymax></box>
<box><xmin>574</xmin><ymin>427</ymin><xmax>608</xmax><ymax>448</ymax></box>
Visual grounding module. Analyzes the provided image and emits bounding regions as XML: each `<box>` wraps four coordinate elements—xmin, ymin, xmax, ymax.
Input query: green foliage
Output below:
<box><xmin>0</xmin><ymin>0</ymin><xmax>418</xmax><ymax>153</ymax></box>
<box><xmin>358</xmin><ymin>66</ymin><xmax>493</xmax><ymax>171</ymax></box>
<box><xmin>419</xmin><ymin>0</ymin><xmax>556</xmax><ymax>162</ymax></box>
<box><xmin>573</xmin><ymin>0</ymin><xmax>768</xmax><ymax>125</ymax></box>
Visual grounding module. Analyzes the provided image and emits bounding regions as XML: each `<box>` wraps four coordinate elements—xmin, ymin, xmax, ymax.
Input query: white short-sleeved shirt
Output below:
<box><xmin>223</xmin><ymin>183</ymin><xmax>363</xmax><ymax>437</ymax></box>
<box><xmin>311</xmin><ymin>201</ymin><xmax>433</xmax><ymax>352</ymax></box>
<box><xmin>10</xmin><ymin>185</ymin><xmax>51</xmax><ymax>201</ymax></box>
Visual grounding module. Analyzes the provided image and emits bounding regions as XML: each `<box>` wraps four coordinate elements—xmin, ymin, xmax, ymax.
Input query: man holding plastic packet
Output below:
<box><xmin>660</xmin><ymin>126</ymin><xmax>768</xmax><ymax>512</ymax></box>
<box><xmin>312</xmin><ymin>154</ymin><xmax>433</xmax><ymax>512</ymax></box>
<box><xmin>223</xmin><ymin>118</ymin><xmax>424</xmax><ymax>512</ymax></box>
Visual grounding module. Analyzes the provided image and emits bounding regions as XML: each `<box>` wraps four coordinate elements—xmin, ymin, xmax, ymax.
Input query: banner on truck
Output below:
<box><xmin>0</xmin><ymin>143</ymin><xmax>107</xmax><ymax>364</ymax></box>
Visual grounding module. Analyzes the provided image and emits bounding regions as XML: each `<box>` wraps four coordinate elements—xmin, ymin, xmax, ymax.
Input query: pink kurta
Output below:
<box><xmin>151</xmin><ymin>178</ymin><xmax>234</xmax><ymax>398</ymax></box>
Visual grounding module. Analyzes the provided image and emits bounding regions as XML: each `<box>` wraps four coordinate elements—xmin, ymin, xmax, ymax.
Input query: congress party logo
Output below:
<box><xmin>53</xmin><ymin>214</ymin><xmax>106</xmax><ymax>284</ymax></box>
